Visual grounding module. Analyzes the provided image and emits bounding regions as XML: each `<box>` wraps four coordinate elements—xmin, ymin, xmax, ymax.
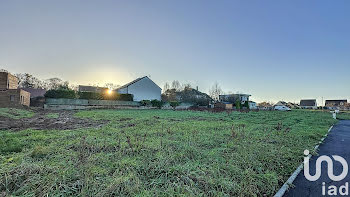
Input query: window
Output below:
<box><xmin>10</xmin><ymin>95</ymin><xmax>15</xmax><ymax>102</ymax></box>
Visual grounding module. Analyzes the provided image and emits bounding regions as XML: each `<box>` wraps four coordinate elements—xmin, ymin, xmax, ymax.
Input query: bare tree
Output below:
<box><xmin>209</xmin><ymin>82</ymin><xmax>223</xmax><ymax>101</ymax></box>
<box><xmin>163</xmin><ymin>82</ymin><xmax>170</xmax><ymax>92</ymax></box>
<box><xmin>44</xmin><ymin>78</ymin><xmax>63</xmax><ymax>90</ymax></box>
<box><xmin>171</xmin><ymin>80</ymin><xmax>181</xmax><ymax>91</ymax></box>
<box><xmin>183</xmin><ymin>83</ymin><xmax>192</xmax><ymax>90</ymax></box>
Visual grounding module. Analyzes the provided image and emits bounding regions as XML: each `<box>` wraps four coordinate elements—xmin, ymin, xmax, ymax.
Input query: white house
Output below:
<box><xmin>116</xmin><ymin>76</ymin><xmax>161</xmax><ymax>101</ymax></box>
<box><xmin>248</xmin><ymin>101</ymin><xmax>257</xmax><ymax>109</ymax></box>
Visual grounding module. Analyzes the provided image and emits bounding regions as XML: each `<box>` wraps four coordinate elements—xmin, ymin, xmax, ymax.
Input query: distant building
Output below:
<box><xmin>219</xmin><ymin>94</ymin><xmax>251</xmax><ymax>104</ymax></box>
<box><xmin>0</xmin><ymin>72</ymin><xmax>30</xmax><ymax>107</ymax></box>
<box><xmin>116</xmin><ymin>76</ymin><xmax>161</xmax><ymax>101</ymax></box>
<box><xmin>258</xmin><ymin>102</ymin><xmax>273</xmax><ymax>110</ymax></box>
<box><xmin>22</xmin><ymin>88</ymin><xmax>47</xmax><ymax>98</ymax></box>
<box><xmin>249</xmin><ymin>101</ymin><xmax>257</xmax><ymax>109</ymax></box>
<box><xmin>214</xmin><ymin>102</ymin><xmax>233</xmax><ymax>109</ymax></box>
<box><xmin>325</xmin><ymin>99</ymin><xmax>348</xmax><ymax>110</ymax></box>
<box><xmin>286</xmin><ymin>102</ymin><xmax>300</xmax><ymax>109</ymax></box>
<box><xmin>275</xmin><ymin>101</ymin><xmax>287</xmax><ymax>107</ymax></box>
<box><xmin>22</xmin><ymin>88</ymin><xmax>47</xmax><ymax>107</ymax></box>
<box><xmin>300</xmin><ymin>99</ymin><xmax>317</xmax><ymax>109</ymax></box>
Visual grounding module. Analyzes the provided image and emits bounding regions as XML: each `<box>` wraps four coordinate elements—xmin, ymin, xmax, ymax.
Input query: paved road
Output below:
<box><xmin>285</xmin><ymin>120</ymin><xmax>350</xmax><ymax>197</ymax></box>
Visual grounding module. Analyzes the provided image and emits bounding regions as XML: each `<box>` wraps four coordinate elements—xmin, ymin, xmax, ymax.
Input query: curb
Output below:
<box><xmin>273</xmin><ymin>125</ymin><xmax>334</xmax><ymax>197</ymax></box>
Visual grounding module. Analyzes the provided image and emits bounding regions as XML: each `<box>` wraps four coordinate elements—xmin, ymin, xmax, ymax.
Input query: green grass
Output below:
<box><xmin>337</xmin><ymin>111</ymin><xmax>350</xmax><ymax>120</ymax></box>
<box><xmin>0</xmin><ymin>109</ymin><xmax>337</xmax><ymax>196</ymax></box>
<box><xmin>0</xmin><ymin>108</ymin><xmax>34</xmax><ymax>119</ymax></box>
<box><xmin>45</xmin><ymin>113</ymin><xmax>59</xmax><ymax>119</ymax></box>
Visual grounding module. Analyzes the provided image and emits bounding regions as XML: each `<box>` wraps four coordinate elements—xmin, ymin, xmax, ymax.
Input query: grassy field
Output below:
<box><xmin>0</xmin><ymin>108</ymin><xmax>34</xmax><ymax>119</ymax></box>
<box><xmin>337</xmin><ymin>111</ymin><xmax>350</xmax><ymax>120</ymax></box>
<box><xmin>0</xmin><ymin>109</ymin><xmax>337</xmax><ymax>196</ymax></box>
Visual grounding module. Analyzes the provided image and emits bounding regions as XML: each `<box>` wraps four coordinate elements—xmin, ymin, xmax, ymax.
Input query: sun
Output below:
<box><xmin>107</xmin><ymin>89</ymin><xmax>112</xmax><ymax>94</ymax></box>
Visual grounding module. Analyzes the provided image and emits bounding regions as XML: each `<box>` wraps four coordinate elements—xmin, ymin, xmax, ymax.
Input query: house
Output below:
<box><xmin>219</xmin><ymin>94</ymin><xmax>251</xmax><ymax>104</ymax></box>
<box><xmin>214</xmin><ymin>102</ymin><xmax>233</xmax><ymax>109</ymax></box>
<box><xmin>286</xmin><ymin>102</ymin><xmax>300</xmax><ymax>109</ymax></box>
<box><xmin>116</xmin><ymin>76</ymin><xmax>161</xmax><ymax>101</ymax></box>
<box><xmin>258</xmin><ymin>102</ymin><xmax>273</xmax><ymax>110</ymax></box>
<box><xmin>22</xmin><ymin>88</ymin><xmax>47</xmax><ymax>98</ymax></box>
<box><xmin>274</xmin><ymin>101</ymin><xmax>290</xmax><ymax>110</ymax></box>
<box><xmin>325</xmin><ymin>99</ymin><xmax>348</xmax><ymax>110</ymax></box>
<box><xmin>275</xmin><ymin>101</ymin><xmax>287</xmax><ymax>106</ymax></box>
<box><xmin>300</xmin><ymin>99</ymin><xmax>317</xmax><ymax>109</ymax></box>
<box><xmin>22</xmin><ymin>88</ymin><xmax>47</xmax><ymax>107</ymax></box>
<box><xmin>78</xmin><ymin>85</ymin><xmax>108</xmax><ymax>93</ymax></box>
<box><xmin>0</xmin><ymin>72</ymin><xmax>30</xmax><ymax>107</ymax></box>
<box><xmin>248</xmin><ymin>101</ymin><xmax>257</xmax><ymax>109</ymax></box>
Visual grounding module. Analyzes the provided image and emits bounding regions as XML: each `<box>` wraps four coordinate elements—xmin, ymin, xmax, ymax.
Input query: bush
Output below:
<box><xmin>140</xmin><ymin>100</ymin><xmax>151</xmax><ymax>106</ymax></box>
<box><xmin>151</xmin><ymin>100</ymin><xmax>164</xmax><ymax>109</ymax></box>
<box><xmin>235</xmin><ymin>101</ymin><xmax>241</xmax><ymax>110</ymax></box>
<box><xmin>170</xmin><ymin>101</ymin><xmax>180</xmax><ymax>109</ymax></box>
<box><xmin>77</xmin><ymin>91</ymin><xmax>133</xmax><ymax>101</ymax></box>
<box><xmin>115</xmin><ymin>93</ymin><xmax>133</xmax><ymax>101</ymax></box>
<box><xmin>45</xmin><ymin>89</ymin><xmax>77</xmax><ymax>99</ymax></box>
<box><xmin>243</xmin><ymin>101</ymin><xmax>250</xmax><ymax>109</ymax></box>
<box><xmin>78</xmin><ymin>92</ymin><xmax>102</xmax><ymax>100</ymax></box>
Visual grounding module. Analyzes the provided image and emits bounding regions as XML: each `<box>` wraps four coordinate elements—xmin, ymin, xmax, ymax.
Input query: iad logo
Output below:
<box><xmin>303</xmin><ymin>150</ymin><xmax>349</xmax><ymax>196</ymax></box>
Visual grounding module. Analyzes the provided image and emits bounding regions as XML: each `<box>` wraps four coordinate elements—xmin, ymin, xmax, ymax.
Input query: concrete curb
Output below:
<box><xmin>273</xmin><ymin>125</ymin><xmax>334</xmax><ymax>197</ymax></box>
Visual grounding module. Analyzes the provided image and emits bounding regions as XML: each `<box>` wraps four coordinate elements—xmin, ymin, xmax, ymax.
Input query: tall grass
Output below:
<box><xmin>0</xmin><ymin>109</ymin><xmax>336</xmax><ymax>196</ymax></box>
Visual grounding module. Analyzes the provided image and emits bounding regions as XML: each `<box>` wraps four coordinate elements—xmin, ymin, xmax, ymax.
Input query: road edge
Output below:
<box><xmin>273</xmin><ymin>125</ymin><xmax>334</xmax><ymax>197</ymax></box>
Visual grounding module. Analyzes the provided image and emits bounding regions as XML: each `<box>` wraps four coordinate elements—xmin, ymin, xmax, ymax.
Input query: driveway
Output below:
<box><xmin>285</xmin><ymin>120</ymin><xmax>350</xmax><ymax>197</ymax></box>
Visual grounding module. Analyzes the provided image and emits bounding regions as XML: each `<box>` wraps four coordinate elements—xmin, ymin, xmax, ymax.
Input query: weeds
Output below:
<box><xmin>0</xmin><ymin>109</ymin><xmax>337</xmax><ymax>196</ymax></box>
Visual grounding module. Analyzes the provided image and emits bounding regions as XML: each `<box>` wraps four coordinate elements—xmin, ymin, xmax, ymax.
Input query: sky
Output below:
<box><xmin>0</xmin><ymin>0</ymin><xmax>349</xmax><ymax>104</ymax></box>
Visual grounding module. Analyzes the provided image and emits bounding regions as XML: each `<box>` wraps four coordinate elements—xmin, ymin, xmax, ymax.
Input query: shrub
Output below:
<box><xmin>78</xmin><ymin>91</ymin><xmax>133</xmax><ymax>101</ymax></box>
<box><xmin>151</xmin><ymin>100</ymin><xmax>164</xmax><ymax>109</ymax></box>
<box><xmin>170</xmin><ymin>101</ymin><xmax>180</xmax><ymax>109</ymax></box>
<box><xmin>45</xmin><ymin>89</ymin><xmax>77</xmax><ymax>99</ymax></box>
<box><xmin>115</xmin><ymin>93</ymin><xmax>133</xmax><ymax>101</ymax></box>
<box><xmin>140</xmin><ymin>100</ymin><xmax>151</xmax><ymax>106</ymax></box>
<box><xmin>235</xmin><ymin>101</ymin><xmax>241</xmax><ymax>110</ymax></box>
<box><xmin>78</xmin><ymin>92</ymin><xmax>102</xmax><ymax>100</ymax></box>
<box><xmin>243</xmin><ymin>101</ymin><xmax>250</xmax><ymax>109</ymax></box>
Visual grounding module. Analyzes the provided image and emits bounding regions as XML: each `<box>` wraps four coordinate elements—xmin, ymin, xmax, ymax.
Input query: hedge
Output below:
<box><xmin>45</xmin><ymin>89</ymin><xmax>77</xmax><ymax>99</ymax></box>
<box><xmin>45</xmin><ymin>90</ymin><xmax>133</xmax><ymax>101</ymax></box>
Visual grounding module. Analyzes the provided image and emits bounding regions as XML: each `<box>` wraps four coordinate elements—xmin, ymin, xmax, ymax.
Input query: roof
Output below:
<box><xmin>275</xmin><ymin>101</ymin><xmax>287</xmax><ymax>106</ymax></box>
<box><xmin>116</xmin><ymin>76</ymin><xmax>161</xmax><ymax>90</ymax></box>
<box><xmin>300</xmin><ymin>99</ymin><xmax>317</xmax><ymax>106</ymax></box>
<box><xmin>325</xmin><ymin>99</ymin><xmax>347</xmax><ymax>103</ymax></box>
<box><xmin>21</xmin><ymin>88</ymin><xmax>46</xmax><ymax>98</ymax></box>
<box><xmin>325</xmin><ymin>100</ymin><xmax>347</xmax><ymax>106</ymax></box>
<box><xmin>219</xmin><ymin>93</ymin><xmax>251</xmax><ymax>97</ymax></box>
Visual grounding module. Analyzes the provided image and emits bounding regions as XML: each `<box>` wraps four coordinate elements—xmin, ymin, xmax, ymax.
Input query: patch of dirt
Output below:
<box><xmin>0</xmin><ymin>110</ymin><xmax>109</xmax><ymax>131</ymax></box>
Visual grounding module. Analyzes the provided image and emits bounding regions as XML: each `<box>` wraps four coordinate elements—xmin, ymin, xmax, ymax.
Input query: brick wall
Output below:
<box><xmin>0</xmin><ymin>72</ymin><xmax>19</xmax><ymax>90</ymax></box>
<box><xmin>8</xmin><ymin>73</ymin><xmax>19</xmax><ymax>89</ymax></box>
<box><xmin>0</xmin><ymin>89</ymin><xmax>30</xmax><ymax>107</ymax></box>
<box><xmin>20</xmin><ymin>89</ymin><xmax>30</xmax><ymax>106</ymax></box>
<box><xmin>0</xmin><ymin>72</ymin><xmax>8</xmax><ymax>90</ymax></box>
